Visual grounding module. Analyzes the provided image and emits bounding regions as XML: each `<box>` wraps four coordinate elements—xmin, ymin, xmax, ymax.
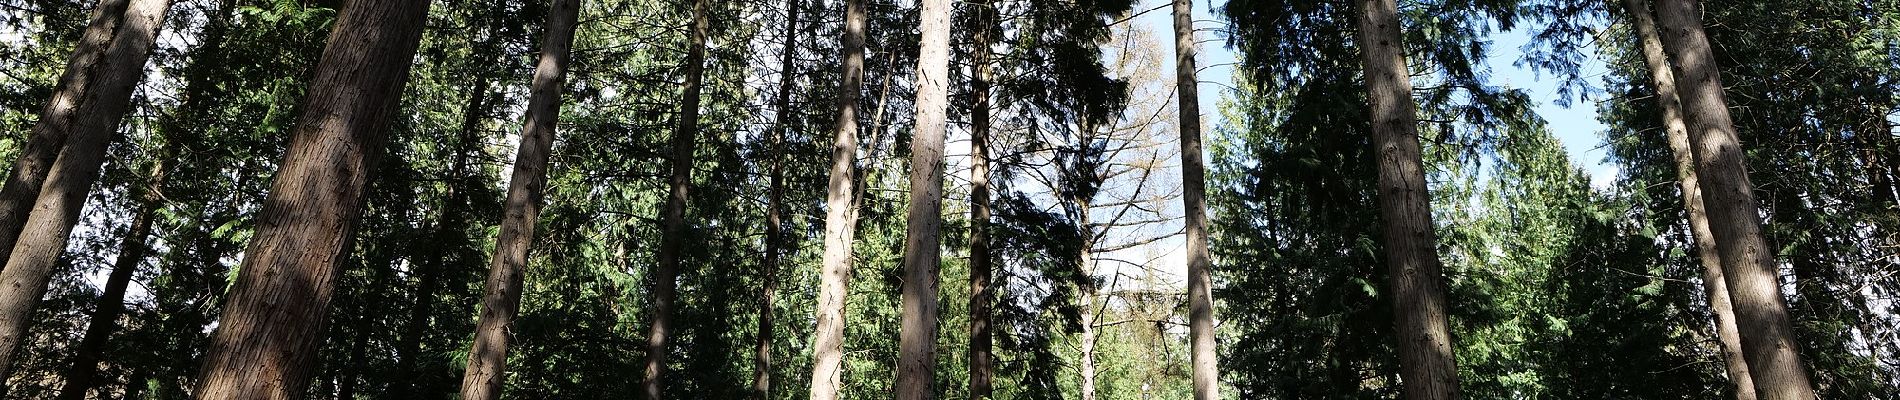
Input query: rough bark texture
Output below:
<box><xmin>457</xmin><ymin>0</ymin><xmax>578</xmax><ymax>397</ymax></box>
<box><xmin>1352</xmin><ymin>0</ymin><xmax>1462</xmax><ymax>398</ymax></box>
<box><xmin>805</xmin><ymin>0</ymin><xmax>865</xmax><ymax>395</ymax></box>
<box><xmin>894</xmin><ymin>0</ymin><xmax>952</xmax><ymax>397</ymax></box>
<box><xmin>0</xmin><ymin>0</ymin><xmax>150</xmax><ymax>271</ymax></box>
<box><xmin>0</xmin><ymin>0</ymin><xmax>172</xmax><ymax>376</ymax></box>
<box><xmin>966</xmin><ymin>0</ymin><xmax>995</xmax><ymax>396</ymax></box>
<box><xmin>54</xmin><ymin>161</ymin><xmax>164</xmax><ymax>400</ymax></box>
<box><xmin>752</xmin><ymin>1</ymin><xmax>799</xmax><ymax>397</ymax></box>
<box><xmin>1652</xmin><ymin>1</ymin><xmax>1818</xmax><ymax>398</ymax></box>
<box><xmin>1623</xmin><ymin>0</ymin><xmax>1757</xmax><ymax>397</ymax></box>
<box><xmin>395</xmin><ymin>75</ymin><xmax>489</xmax><ymax>400</ymax></box>
<box><xmin>190</xmin><ymin>0</ymin><xmax>432</xmax><ymax>396</ymax></box>
<box><xmin>1171</xmin><ymin>0</ymin><xmax>1219</xmax><ymax>398</ymax></box>
<box><xmin>643</xmin><ymin>0</ymin><xmax>708</xmax><ymax>397</ymax></box>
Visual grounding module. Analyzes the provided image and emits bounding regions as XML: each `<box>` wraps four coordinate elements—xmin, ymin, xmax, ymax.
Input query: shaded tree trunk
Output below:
<box><xmin>0</xmin><ymin>0</ymin><xmax>173</xmax><ymax>376</ymax></box>
<box><xmin>1171</xmin><ymin>1</ymin><xmax>1219</xmax><ymax>398</ymax></box>
<box><xmin>54</xmin><ymin>160</ymin><xmax>164</xmax><ymax>400</ymax></box>
<box><xmin>805</xmin><ymin>0</ymin><xmax>866</xmax><ymax>395</ymax></box>
<box><xmin>457</xmin><ymin>0</ymin><xmax>579</xmax><ymax>397</ymax></box>
<box><xmin>894</xmin><ymin>0</ymin><xmax>953</xmax><ymax>397</ymax></box>
<box><xmin>190</xmin><ymin>0</ymin><xmax>434</xmax><ymax>396</ymax></box>
<box><xmin>966</xmin><ymin>0</ymin><xmax>996</xmax><ymax>396</ymax></box>
<box><xmin>1652</xmin><ymin>1</ymin><xmax>1818</xmax><ymax>398</ymax></box>
<box><xmin>1622</xmin><ymin>0</ymin><xmax>1757</xmax><ymax>397</ymax></box>
<box><xmin>752</xmin><ymin>0</ymin><xmax>799</xmax><ymax>397</ymax></box>
<box><xmin>1352</xmin><ymin>0</ymin><xmax>1461</xmax><ymax>398</ymax></box>
<box><xmin>393</xmin><ymin>74</ymin><xmax>491</xmax><ymax>400</ymax></box>
<box><xmin>643</xmin><ymin>0</ymin><xmax>709</xmax><ymax>397</ymax></box>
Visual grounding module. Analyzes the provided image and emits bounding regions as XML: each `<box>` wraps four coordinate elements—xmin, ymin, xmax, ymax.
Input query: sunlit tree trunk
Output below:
<box><xmin>753</xmin><ymin>0</ymin><xmax>799</xmax><ymax>397</ymax></box>
<box><xmin>457</xmin><ymin>0</ymin><xmax>579</xmax><ymax>397</ymax></box>
<box><xmin>806</xmin><ymin>0</ymin><xmax>866</xmax><ymax>395</ymax></box>
<box><xmin>895</xmin><ymin>0</ymin><xmax>953</xmax><ymax>397</ymax></box>
<box><xmin>1621</xmin><ymin>0</ymin><xmax>1757</xmax><ymax>397</ymax></box>
<box><xmin>190</xmin><ymin>0</ymin><xmax>433</xmax><ymax>396</ymax></box>
<box><xmin>1652</xmin><ymin>1</ymin><xmax>1818</xmax><ymax>398</ymax></box>
<box><xmin>643</xmin><ymin>0</ymin><xmax>709</xmax><ymax>397</ymax></box>
<box><xmin>0</xmin><ymin>0</ymin><xmax>172</xmax><ymax>375</ymax></box>
<box><xmin>1352</xmin><ymin>0</ymin><xmax>1461</xmax><ymax>398</ymax></box>
<box><xmin>966</xmin><ymin>0</ymin><xmax>996</xmax><ymax>396</ymax></box>
<box><xmin>1170</xmin><ymin>0</ymin><xmax>1219</xmax><ymax>398</ymax></box>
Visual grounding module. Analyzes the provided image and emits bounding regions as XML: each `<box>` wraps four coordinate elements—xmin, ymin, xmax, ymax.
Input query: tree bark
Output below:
<box><xmin>1351</xmin><ymin>0</ymin><xmax>1461</xmax><ymax>398</ymax></box>
<box><xmin>54</xmin><ymin>160</ymin><xmax>164</xmax><ymax>400</ymax></box>
<box><xmin>805</xmin><ymin>0</ymin><xmax>865</xmax><ymax>395</ymax></box>
<box><xmin>1171</xmin><ymin>1</ymin><xmax>1219</xmax><ymax>398</ymax></box>
<box><xmin>457</xmin><ymin>0</ymin><xmax>579</xmax><ymax>397</ymax></box>
<box><xmin>1621</xmin><ymin>0</ymin><xmax>1757</xmax><ymax>397</ymax></box>
<box><xmin>643</xmin><ymin>0</ymin><xmax>708</xmax><ymax>397</ymax></box>
<box><xmin>752</xmin><ymin>1</ymin><xmax>799</xmax><ymax>397</ymax></box>
<box><xmin>966</xmin><ymin>0</ymin><xmax>995</xmax><ymax>396</ymax></box>
<box><xmin>1652</xmin><ymin>1</ymin><xmax>1818</xmax><ymax>398</ymax></box>
<box><xmin>894</xmin><ymin>0</ymin><xmax>953</xmax><ymax>398</ymax></box>
<box><xmin>190</xmin><ymin>0</ymin><xmax>433</xmax><ymax>396</ymax></box>
<box><xmin>0</xmin><ymin>0</ymin><xmax>172</xmax><ymax>376</ymax></box>
<box><xmin>393</xmin><ymin>74</ymin><xmax>491</xmax><ymax>400</ymax></box>
<box><xmin>0</xmin><ymin>0</ymin><xmax>157</xmax><ymax>271</ymax></box>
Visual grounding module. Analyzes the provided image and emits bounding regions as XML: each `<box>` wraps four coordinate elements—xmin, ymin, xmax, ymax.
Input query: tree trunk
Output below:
<box><xmin>54</xmin><ymin>160</ymin><xmax>164</xmax><ymax>400</ymax></box>
<box><xmin>643</xmin><ymin>0</ymin><xmax>708</xmax><ymax>397</ymax></box>
<box><xmin>966</xmin><ymin>0</ymin><xmax>995</xmax><ymax>396</ymax></box>
<box><xmin>752</xmin><ymin>1</ymin><xmax>799</xmax><ymax>397</ymax></box>
<box><xmin>0</xmin><ymin>0</ymin><xmax>172</xmax><ymax>376</ymax></box>
<box><xmin>191</xmin><ymin>0</ymin><xmax>433</xmax><ymax>396</ymax></box>
<box><xmin>1352</xmin><ymin>0</ymin><xmax>1461</xmax><ymax>398</ymax></box>
<box><xmin>806</xmin><ymin>0</ymin><xmax>865</xmax><ymax>395</ymax></box>
<box><xmin>1077</xmin><ymin>242</ymin><xmax>1099</xmax><ymax>400</ymax></box>
<box><xmin>0</xmin><ymin>0</ymin><xmax>161</xmax><ymax>271</ymax></box>
<box><xmin>894</xmin><ymin>0</ymin><xmax>952</xmax><ymax>397</ymax></box>
<box><xmin>1621</xmin><ymin>0</ymin><xmax>1757</xmax><ymax>397</ymax></box>
<box><xmin>1170</xmin><ymin>1</ymin><xmax>1219</xmax><ymax>398</ymax></box>
<box><xmin>457</xmin><ymin>0</ymin><xmax>578</xmax><ymax>397</ymax></box>
<box><xmin>1652</xmin><ymin>1</ymin><xmax>1818</xmax><ymax>398</ymax></box>
<box><xmin>393</xmin><ymin>74</ymin><xmax>490</xmax><ymax>400</ymax></box>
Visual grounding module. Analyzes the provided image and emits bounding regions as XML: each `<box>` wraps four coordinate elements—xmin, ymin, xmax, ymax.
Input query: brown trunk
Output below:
<box><xmin>752</xmin><ymin>1</ymin><xmax>799</xmax><ymax>397</ymax></box>
<box><xmin>394</xmin><ymin>75</ymin><xmax>490</xmax><ymax>400</ymax></box>
<box><xmin>894</xmin><ymin>0</ymin><xmax>952</xmax><ymax>397</ymax></box>
<box><xmin>966</xmin><ymin>0</ymin><xmax>995</xmax><ymax>396</ymax></box>
<box><xmin>1171</xmin><ymin>1</ymin><xmax>1219</xmax><ymax>398</ymax></box>
<box><xmin>643</xmin><ymin>0</ymin><xmax>709</xmax><ymax>397</ymax></box>
<box><xmin>54</xmin><ymin>160</ymin><xmax>164</xmax><ymax>400</ymax></box>
<box><xmin>1622</xmin><ymin>0</ymin><xmax>1758</xmax><ymax>397</ymax></box>
<box><xmin>805</xmin><ymin>0</ymin><xmax>865</xmax><ymax>394</ymax></box>
<box><xmin>1352</xmin><ymin>0</ymin><xmax>1461</xmax><ymax>398</ymax></box>
<box><xmin>457</xmin><ymin>0</ymin><xmax>578</xmax><ymax>397</ymax></box>
<box><xmin>191</xmin><ymin>0</ymin><xmax>433</xmax><ymax>396</ymax></box>
<box><xmin>0</xmin><ymin>0</ymin><xmax>157</xmax><ymax>271</ymax></box>
<box><xmin>0</xmin><ymin>0</ymin><xmax>172</xmax><ymax>375</ymax></box>
<box><xmin>1652</xmin><ymin>1</ymin><xmax>1817</xmax><ymax>398</ymax></box>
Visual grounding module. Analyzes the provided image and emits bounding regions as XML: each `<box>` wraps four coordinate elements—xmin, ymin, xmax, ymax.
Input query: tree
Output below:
<box><xmin>1619</xmin><ymin>0</ymin><xmax>1755</xmax><ymax>396</ymax></box>
<box><xmin>190</xmin><ymin>0</ymin><xmax>435</xmax><ymax>396</ymax></box>
<box><xmin>643</xmin><ymin>0</ymin><xmax>709</xmax><ymax>396</ymax></box>
<box><xmin>0</xmin><ymin>0</ymin><xmax>172</xmax><ymax>375</ymax></box>
<box><xmin>458</xmin><ymin>0</ymin><xmax>581</xmax><ymax>397</ymax></box>
<box><xmin>1652</xmin><ymin>0</ymin><xmax>1818</xmax><ymax>398</ymax></box>
<box><xmin>753</xmin><ymin>0</ymin><xmax>800</xmax><ymax>397</ymax></box>
<box><xmin>1352</xmin><ymin>0</ymin><xmax>1461</xmax><ymax>398</ymax></box>
<box><xmin>966</xmin><ymin>0</ymin><xmax>996</xmax><ymax>397</ymax></box>
<box><xmin>806</xmin><ymin>0</ymin><xmax>867</xmax><ymax>395</ymax></box>
<box><xmin>1171</xmin><ymin>0</ymin><xmax>1219</xmax><ymax>398</ymax></box>
<box><xmin>894</xmin><ymin>0</ymin><xmax>953</xmax><ymax>397</ymax></box>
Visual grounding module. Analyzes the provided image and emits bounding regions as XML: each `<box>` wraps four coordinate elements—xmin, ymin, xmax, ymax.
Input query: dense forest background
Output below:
<box><xmin>0</xmin><ymin>0</ymin><xmax>1893</xmax><ymax>398</ymax></box>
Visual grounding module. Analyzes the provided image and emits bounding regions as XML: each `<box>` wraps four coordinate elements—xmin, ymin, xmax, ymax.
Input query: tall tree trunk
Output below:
<box><xmin>1652</xmin><ymin>1</ymin><xmax>1818</xmax><ymax>398</ymax></box>
<box><xmin>54</xmin><ymin>160</ymin><xmax>164</xmax><ymax>400</ymax></box>
<box><xmin>806</xmin><ymin>0</ymin><xmax>866</xmax><ymax>395</ymax></box>
<box><xmin>0</xmin><ymin>0</ymin><xmax>172</xmax><ymax>375</ymax></box>
<box><xmin>0</xmin><ymin>0</ymin><xmax>162</xmax><ymax>271</ymax></box>
<box><xmin>1621</xmin><ymin>0</ymin><xmax>1757</xmax><ymax>397</ymax></box>
<box><xmin>1352</xmin><ymin>0</ymin><xmax>1461</xmax><ymax>398</ymax></box>
<box><xmin>643</xmin><ymin>0</ymin><xmax>709</xmax><ymax>397</ymax></box>
<box><xmin>1077</xmin><ymin>233</ymin><xmax>1099</xmax><ymax>400</ymax></box>
<box><xmin>894</xmin><ymin>0</ymin><xmax>953</xmax><ymax>397</ymax></box>
<box><xmin>1170</xmin><ymin>1</ymin><xmax>1219</xmax><ymax>398</ymax></box>
<box><xmin>966</xmin><ymin>0</ymin><xmax>995</xmax><ymax>396</ymax></box>
<box><xmin>752</xmin><ymin>1</ymin><xmax>799</xmax><ymax>397</ymax></box>
<box><xmin>457</xmin><ymin>0</ymin><xmax>579</xmax><ymax>397</ymax></box>
<box><xmin>191</xmin><ymin>0</ymin><xmax>433</xmax><ymax>396</ymax></box>
<box><xmin>393</xmin><ymin>75</ymin><xmax>491</xmax><ymax>400</ymax></box>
